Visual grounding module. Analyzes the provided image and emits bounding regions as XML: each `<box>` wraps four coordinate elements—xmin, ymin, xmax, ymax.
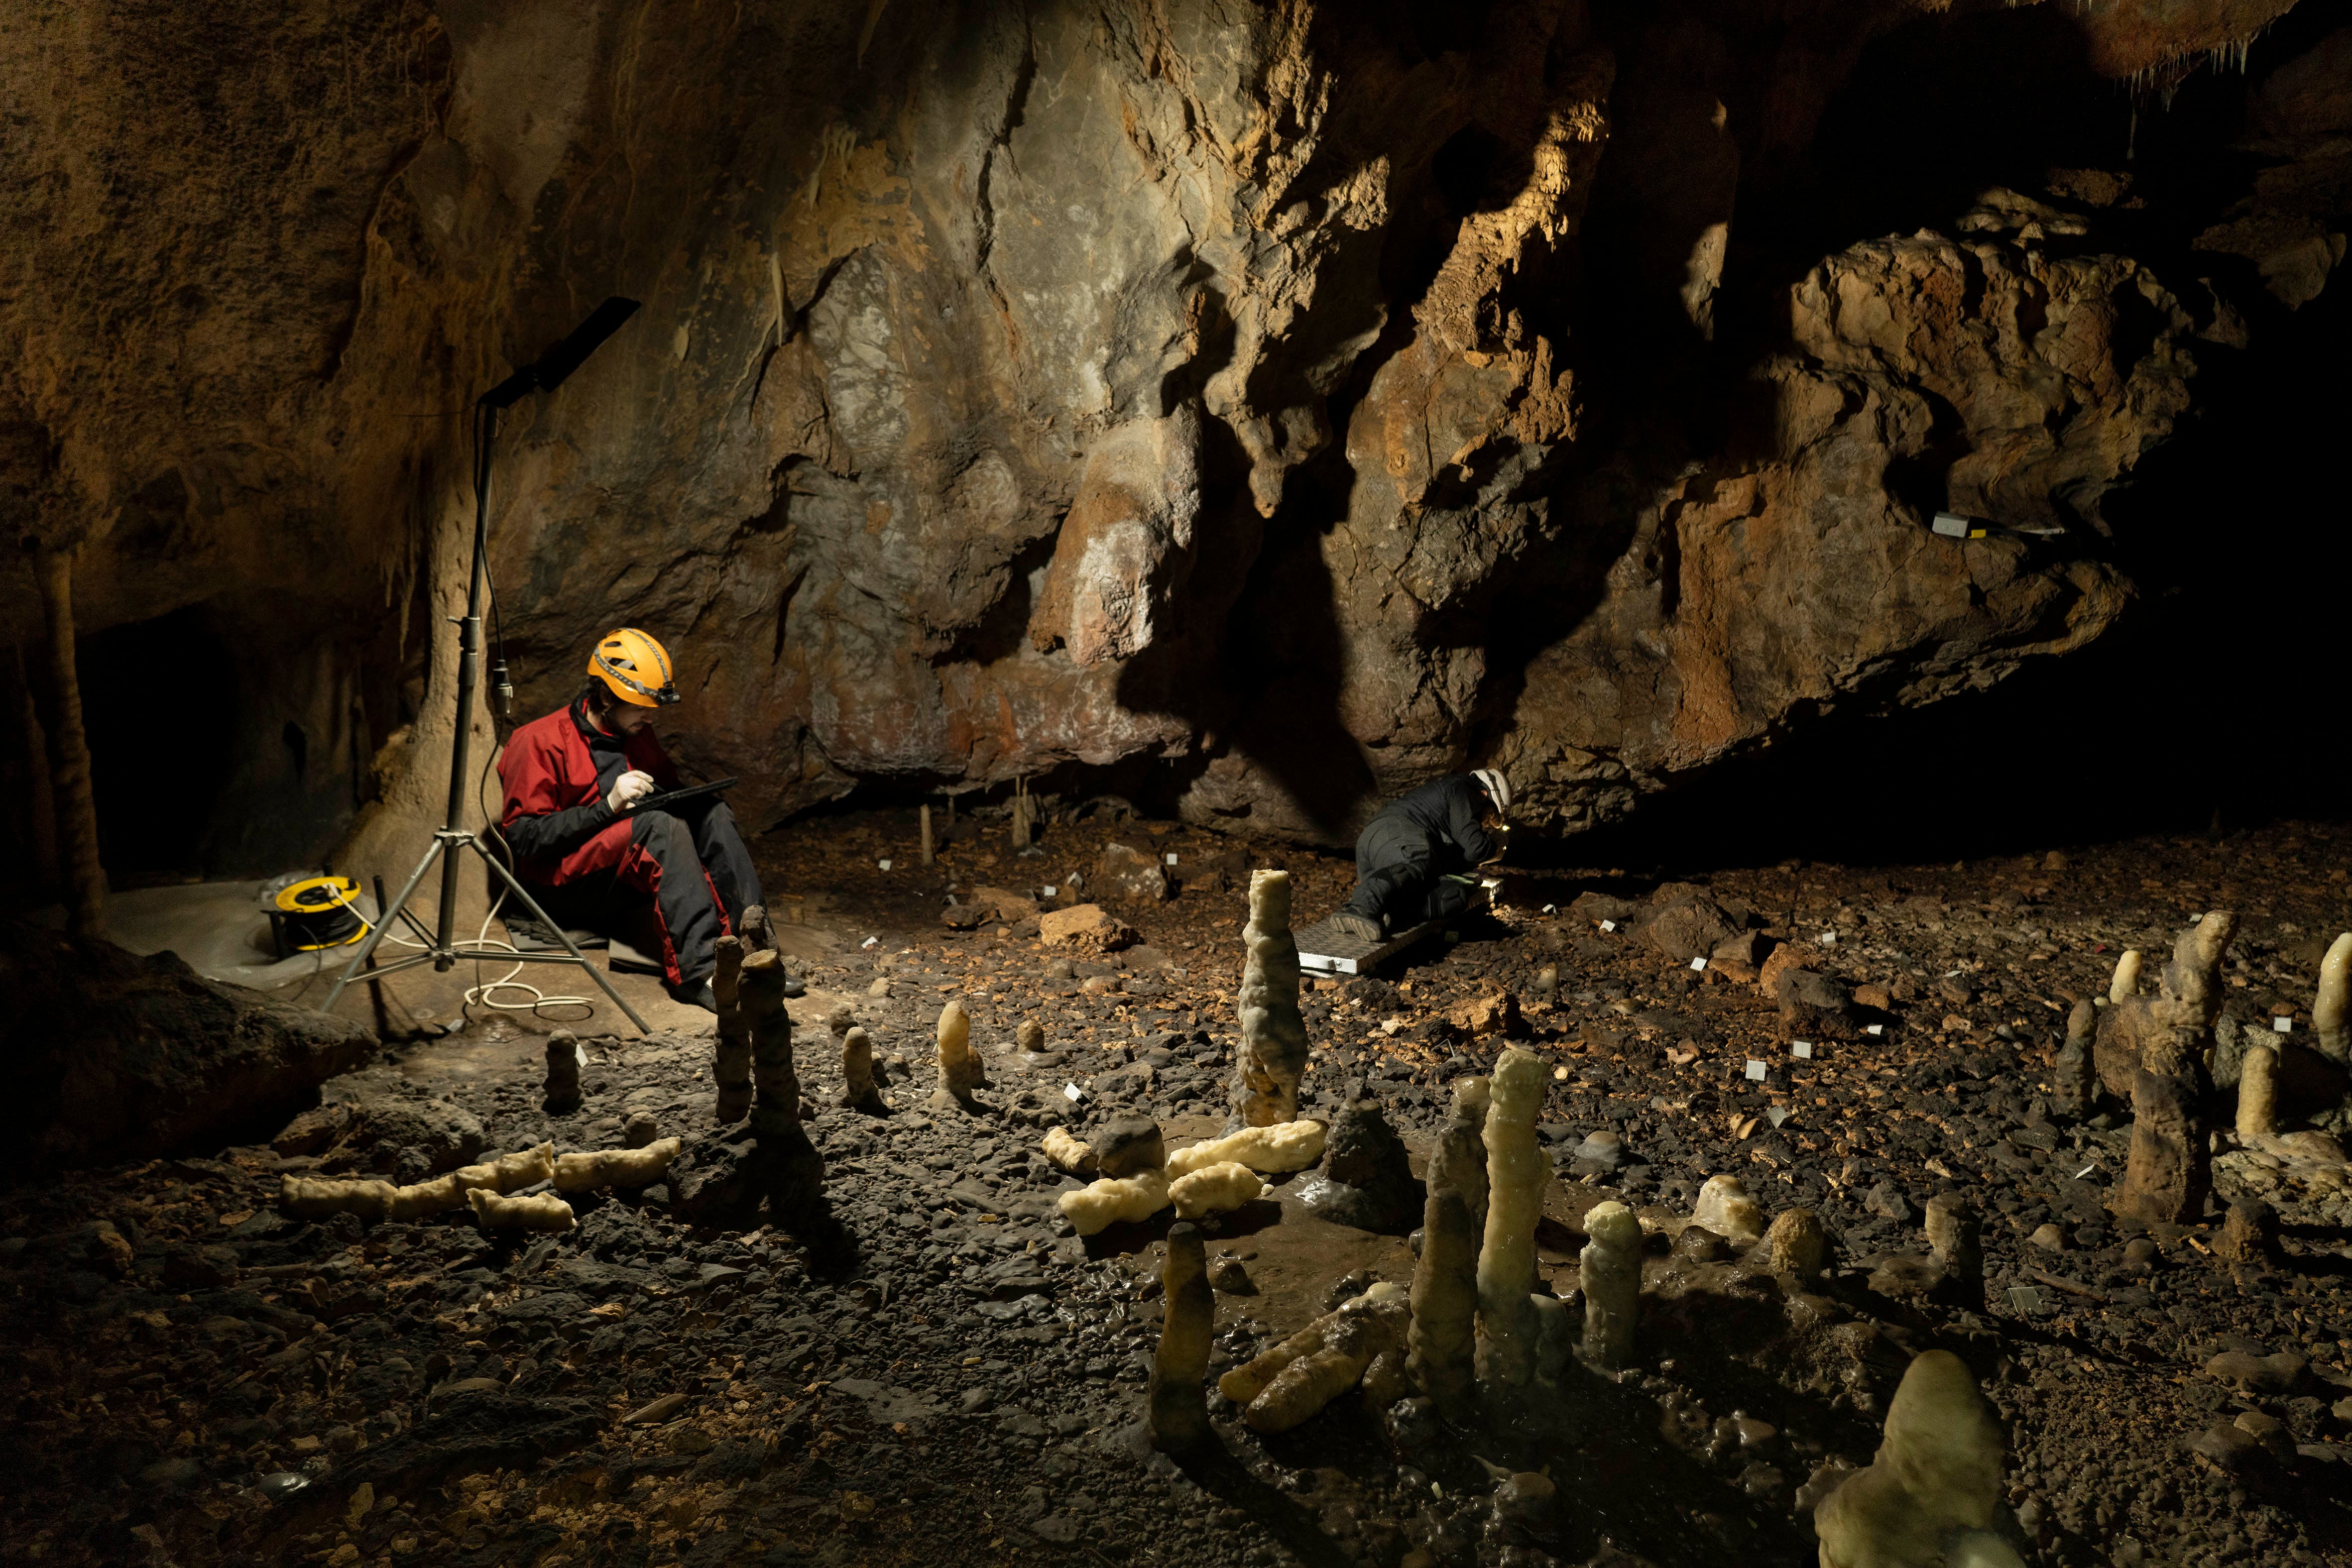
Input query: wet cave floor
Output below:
<box><xmin>5</xmin><ymin>811</ymin><xmax>2352</xmax><ymax>1568</ymax></box>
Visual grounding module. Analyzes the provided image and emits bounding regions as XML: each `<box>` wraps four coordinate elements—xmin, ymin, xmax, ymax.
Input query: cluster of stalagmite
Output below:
<box><xmin>1475</xmin><ymin>1048</ymin><xmax>1546</xmax><ymax>1393</ymax></box>
<box><xmin>279</xmin><ymin>1141</ymin><xmax>557</xmax><ymax>1221</ymax></box>
<box><xmin>1814</xmin><ymin>1350</ymin><xmax>2020</xmax><ymax>1568</ymax></box>
<box><xmin>1219</xmin><ymin>1283</ymin><xmax>1410</xmax><ymax>1434</ymax></box>
<box><xmin>1407</xmin><ymin>1075</ymin><xmax>1489</xmax><ymax>1412</ymax></box>
<box><xmin>2109</xmin><ymin>911</ymin><xmax>2236</xmax><ymax>1222</ymax></box>
<box><xmin>1230</xmin><ymin>870</ymin><xmax>1309</xmax><ymax>1127</ymax></box>
<box><xmin>932</xmin><ymin>999</ymin><xmax>981</xmax><ymax>1112</ymax></box>
<box><xmin>281</xmin><ymin>1132</ymin><xmax>693</xmax><ymax>1227</ymax></box>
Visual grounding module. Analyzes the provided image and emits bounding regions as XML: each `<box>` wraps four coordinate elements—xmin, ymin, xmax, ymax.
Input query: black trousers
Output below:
<box><xmin>528</xmin><ymin>798</ymin><xmax>761</xmax><ymax>988</ymax></box>
<box><xmin>1343</xmin><ymin>814</ymin><xmax>1476</xmax><ymax>931</ymax></box>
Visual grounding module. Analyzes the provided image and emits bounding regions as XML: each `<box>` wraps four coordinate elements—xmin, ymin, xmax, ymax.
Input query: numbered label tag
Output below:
<box><xmin>1599</xmin><ymin>919</ymin><xmax>1617</xmax><ymax>933</ymax></box>
<box><xmin>1864</xmin><ymin>1023</ymin><xmax>1885</xmax><ymax>1037</ymax></box>
<box><xmin>1745</xmin><ymin>1060</ymin><xmax>1768</xmax><ymax>1082</ymax></box>
<box><xmin>877</xmin><ymin>858</ymin><xmax>893</xmax><ymax>871</ymax></box>
<box><xmin>1689</xmin><ymin>957</ymin><xmax>1708</xmax><ymax>971</ymax></box>
<box><xmin>1790</xmin><ymin>1041</ymin><xmax>1813</xmax><ymax>1059</ymax></box>
<box><xmin>2274</xmin><ymin>1016</ymin><xmax>2294</xmax><ymax>1033</ymax></box>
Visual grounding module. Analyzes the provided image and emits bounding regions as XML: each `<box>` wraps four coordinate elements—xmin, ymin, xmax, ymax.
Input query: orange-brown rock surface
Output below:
<box><xmin>1</xmin><ymin>0</ymin><xmax>2338</xmax><ymax>883</ymax></box>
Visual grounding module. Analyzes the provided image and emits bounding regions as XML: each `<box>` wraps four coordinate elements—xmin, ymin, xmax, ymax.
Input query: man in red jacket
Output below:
<box><xmin>495</xmin><ymin>628</ymin><xmax>792</xmax><ymax>1011</ymax></box>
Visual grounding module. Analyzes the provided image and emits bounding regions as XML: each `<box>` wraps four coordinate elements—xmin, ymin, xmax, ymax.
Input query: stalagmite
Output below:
<box><xmin>1163</xmin><ymin>1120</ymin><xmax>1326</xmax><ymax>1178</ymax></box>
<box><xmin>1408</xmin><ymin>1076</ymin><xmax>1489</xmax><ymax>1410</ymax></box>
<box><xmin>920</xmin><ymin>803</ymin><xmax>934</xmax><ymax>867</ymax></box>
<box><xmin>1924</xmin><ymin>1194</ymin><xmax>1982</xmax><ymax>1298</ymax></box>
<box><xmin>1171</xmin><ymin>1161</ymin><xmax>1264</xmax><ymax>1218</ymax></box>
<box><xmin>1042</xmin><ymin>1126</ymin><xmax>1098</xmax><ymax>1176</ymax></box>
<box><xmin>468</xmin><ymin>1188</ymin><xmax>575</xmax><ymax>1232</ymax></box>
<box><xmin>1017</xmin><ymin>1018</ymin><xmax>1047</xmax><ymax>1055</ymax></box>
<box><xmin>738</xmin><ymin>950</ymin><xmax>801</xmax><ymax>1137</ymax></box>
<box><xmin>2237</xmin><ymin>1043</ymin><xmax>2280</xmax><ymax>1139</ymax></box>
<box><xmin>2052</xmin><ymin>999</ymin><xmax>2098</xmax><ymax>1116</ymax></box>
<box><xmin>1058</xmin><ymin>1170</ymin><xmax>1171</xmax><ymax>1235</ymax></box>
<box><xmin>1765</xmin><ymin>1207</ymin><xmax>1828</xmax><ymax>1283</ymax></box>
<box><xmin>554</xmin><ymin>1137</ymin><xmax>682</xmax><ymax>1192</ymax></box>
<box><xmin>1692</xmin><ymin>1174</ymin><xmax>1764</xmax><ymax>1242</ymax></box>
<box><xmin>543</xmin><ymin>1030</ymin><xmax>584</xmax><ymax>1114</ymax></box>
<box><xmin>460</xmin><ymin>1142</ymin><xmax>557</xmax><ymax>1193</ymax></box>
<box><xmin>1146</xmin><ymin>1222</ymin><xmax>1213</xmax><ymax>1453</ymax></box>
<box><xmin>1579</xmin><ymin>1200</ymin><xmax>1642</xmax><ymax>1369</ymax></box>
<box><xmin>280</xmin><ymin>1177</ymin><xmax>396</xmax><ymax>1221</ymax></box>
<box><xmin>840</xmin><ymin>1025</ymin><xmax>887</xmax><ymax>1114</ymax></box>
<box><xmin>386</xmin><ymin>1175</ymin><xmax>466</xmax><ymax>1220</ymax></box>
<box><xmin>2117</xmin><ymin>911</ymin><xmax>2236</xmax><ymax>1223</ymax></box>
<box><xmin>737</xmin><ymin>949</ymin><xmax>827</xmax><ymax>1212</ymax></box>
<box><xmin>2317</xmin><ymin>933</ymin><xmax>2352</xmax><ymax>1064</ymax></box>
<box><xmin>1228</xmin><ymin>1284</ymin><xmax>1410</xmax><ymax>1434</ymax></box>
<box><xmin>1814</xmin><ymin>1350</ymin><xmax>2010</xmax><ymax>1568</ymax></box>
<box><xmin>2108</xmin><ymin>948</ymin><xmax>2142</xmax><ymax>1004</ymax></box>
<box><xmin>1530</xmin><ymin>1294</ymin><xmax>1574</xmax><ymax>1383</ymax></box>
<box><xmin>285</xmin><ymin>1142</ymin><xmax>558</xmax><ymax>1220</ymax></box>
<box><xmin>1449</xmin><ymin>1077</ymin><xmax>1493</xmax><ymax>1234</ymax></box>
<box><xmin>711</xmin><ymin>935</ymin><xmax>753</xmax><ymax>1124</ymax></box>
<box><xmin>1476</xmin><ymin>1047</ymin><xmax>1545</xmax><ymax>1392</ymax></box>
<box><xmin>1230</xmin><ymin>870</ymin><xmax>1309</xmax><ymax>1127</ymax></box>
<box><xmin>931</xmin><ymin>999</ymin><xmax>980</xmax><ymax>1112</ymax></box>
<box><xmin>1221</xmin><ymin>1282</ymin><xmax>1408</xmax><ymax>1404</ymax></box>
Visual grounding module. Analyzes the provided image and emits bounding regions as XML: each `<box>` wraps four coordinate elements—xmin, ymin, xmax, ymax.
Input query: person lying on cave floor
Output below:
<box><xmin>494</xmin><ymin>627</ymin><xmax>800</xmax><ymax>1011</ymax></box>
<box><xmin>1325</xmin><ymin>768</ymin><xmax>1510</xmax><ymax>946</ymax></box>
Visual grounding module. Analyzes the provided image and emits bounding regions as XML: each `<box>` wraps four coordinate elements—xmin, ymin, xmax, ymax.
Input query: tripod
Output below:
<box><xmin>324</xmin><ymin>299</ymin><xmax>652</xmax><ymax>1034</ymax></box>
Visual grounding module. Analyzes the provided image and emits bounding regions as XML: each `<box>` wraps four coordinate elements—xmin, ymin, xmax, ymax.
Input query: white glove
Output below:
<box><xmin>605</xmin><ymin>770</ymin><xmax>656</xmax><ymax>812</ymax></box>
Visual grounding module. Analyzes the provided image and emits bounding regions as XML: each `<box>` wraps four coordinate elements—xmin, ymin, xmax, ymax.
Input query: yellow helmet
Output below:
<box><xmin>587</xmin><ymin>628</ymin><xmax>681</xmax><ymax>707</ymax></box>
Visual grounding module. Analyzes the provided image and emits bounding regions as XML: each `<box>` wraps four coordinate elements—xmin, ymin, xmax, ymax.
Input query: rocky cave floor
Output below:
<box><xmin>7</xmin><ymin>811</ymin><xmax>2352</xmax><ymax>1568</ymax></box>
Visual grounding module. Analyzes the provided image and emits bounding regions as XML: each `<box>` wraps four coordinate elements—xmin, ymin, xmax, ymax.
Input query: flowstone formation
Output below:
<box><xmin>1231</xmin><ymin>870</ymin><xmax>1309</xmax><ymax>1127</ymax></box>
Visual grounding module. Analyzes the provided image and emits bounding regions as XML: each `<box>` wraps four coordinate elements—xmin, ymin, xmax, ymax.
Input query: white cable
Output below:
<box><xmin>363</xmin><ymin>749</ymin><xmax>597</xmax><ymax>1017</ymax></box>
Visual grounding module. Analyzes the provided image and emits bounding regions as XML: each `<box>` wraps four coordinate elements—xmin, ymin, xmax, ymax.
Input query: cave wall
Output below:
<box><xmin>4</xmin><ymin>0</ymin><xmax>2346</xmax><ymax>894</ymax></box>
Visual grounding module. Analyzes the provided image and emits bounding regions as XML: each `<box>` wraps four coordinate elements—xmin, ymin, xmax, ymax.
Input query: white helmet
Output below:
<box><xmin>1471</xmin><ymin>768</ymin><xmax>1510</xmax><ymax>815</ymax></box>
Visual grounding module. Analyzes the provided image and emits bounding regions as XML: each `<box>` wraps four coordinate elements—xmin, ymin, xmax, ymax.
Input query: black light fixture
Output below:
<box><xmin>324</xmin><ymin>297</ymin><xmax>651</xmax><ymax>1031</ymax></box>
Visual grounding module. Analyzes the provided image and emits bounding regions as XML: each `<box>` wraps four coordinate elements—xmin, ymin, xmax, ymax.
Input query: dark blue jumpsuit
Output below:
<box><xmin>1341</xmin><ymin>775</ymin><xmax>1498</xmax><ymax>932</ymax></box>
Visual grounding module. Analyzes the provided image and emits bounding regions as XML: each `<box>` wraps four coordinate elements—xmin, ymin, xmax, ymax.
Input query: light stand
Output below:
<box><xmin>324</xmin><ymin>298</ymin><xmax>652</xmax><ymax>1033</ymax></box>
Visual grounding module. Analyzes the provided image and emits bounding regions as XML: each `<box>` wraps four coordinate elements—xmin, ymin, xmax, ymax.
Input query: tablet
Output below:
<box><xmin>628</xmin><ymin>777</ymin><xmax>737</xmax><ymax>814</ymax></box>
